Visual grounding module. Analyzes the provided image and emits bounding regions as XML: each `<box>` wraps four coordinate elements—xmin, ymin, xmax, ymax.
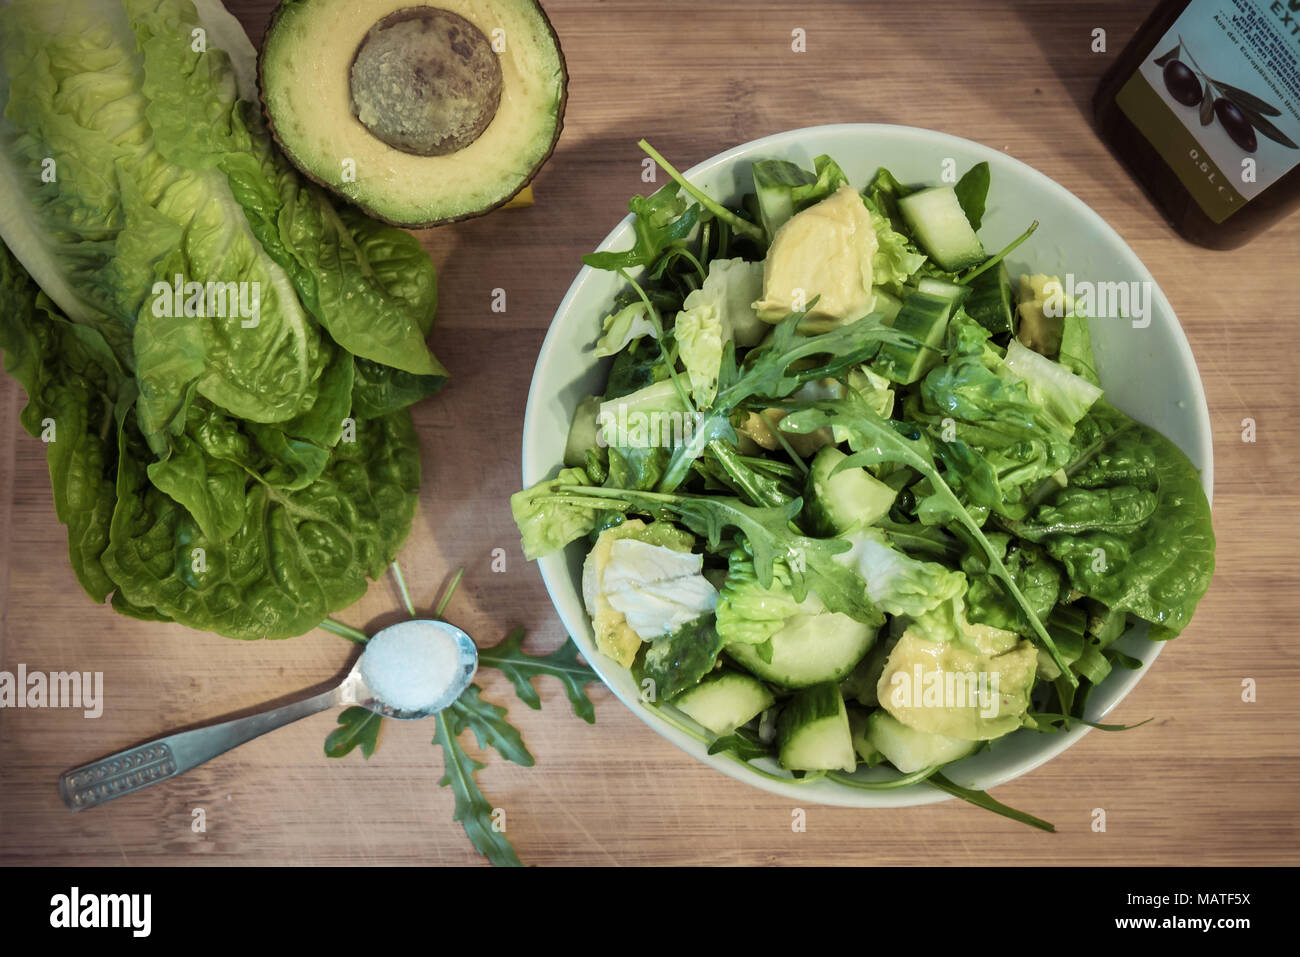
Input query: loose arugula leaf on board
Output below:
<box><xmin>477</xmin><ymin>627</ymin><xmax>600</xmax><ymax>723</ymax></box>
<box><xmin>434</xmin><ymin>710</ymin><xmax>522</xmax><ymax>867</ymax></box>
<box><xmin>928</xmin><ymin>772</ymin><xmax>1056</xmax><ymax>832</ymax></box>
<box><xmin>324</xmin><ymin>706</ymin><xmax>383</xmax><ymax>759</ymax></box>
<box><xmin>448</xmin><ymin>684</ymin><xmax>535</xmax><ymax>768</ymax></box>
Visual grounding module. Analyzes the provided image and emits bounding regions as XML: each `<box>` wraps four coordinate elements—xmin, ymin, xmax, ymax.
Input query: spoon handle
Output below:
<box><xmin>59</xmin><ymin>686</ymin><xmax>344</xmax><ymax>810</ymax></box>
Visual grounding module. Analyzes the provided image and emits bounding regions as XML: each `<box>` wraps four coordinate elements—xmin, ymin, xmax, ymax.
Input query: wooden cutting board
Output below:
<box><xmin>2</xmin><ymin>0</ymin><xmax>1297</xmax><ymax>866</ymax></box>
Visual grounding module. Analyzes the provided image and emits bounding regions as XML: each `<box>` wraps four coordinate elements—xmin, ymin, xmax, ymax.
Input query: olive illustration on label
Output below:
<box><xmin>1163</xmin><ymin>60</ymin><xmax>1203</xmax><ymax>106</ymax></box>
<box><xmin>1151</xmin><ymin>38</ymin><xmax>1298</xmax><ymax>152</ymax></box>
<box><xmin>1214</xmin><ymin>98</ymin><xmax>1258</xmax><ymax>152</ymax></box>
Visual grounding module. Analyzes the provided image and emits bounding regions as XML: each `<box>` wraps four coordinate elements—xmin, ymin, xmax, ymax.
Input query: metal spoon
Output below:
<box><xmin>58</xmin><ymin>620</ymin><xmax>478</xmax><ymax>811</ymax></box>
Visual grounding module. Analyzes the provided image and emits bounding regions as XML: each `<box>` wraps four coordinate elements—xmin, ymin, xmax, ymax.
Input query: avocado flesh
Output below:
<box><xmin>261</xmin><ymin>0</ymin><xmax>567</xmax><ymax>227</ymax></box>
<box><xmin>349</xmin><ymin>7</ymin><xmax>502</xmax><ymax>157</ymax></box>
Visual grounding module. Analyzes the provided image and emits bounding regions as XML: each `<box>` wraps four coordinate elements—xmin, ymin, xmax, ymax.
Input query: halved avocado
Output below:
<box><xmin>260</xmin><ymin>0</ymin><xmax>567</xmax><ymax>227</ymax></box>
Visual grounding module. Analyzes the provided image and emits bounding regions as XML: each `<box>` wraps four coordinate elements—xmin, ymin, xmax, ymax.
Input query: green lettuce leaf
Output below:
<box><xmin>868</xmin><ymin>208</ymin><xmax>928</xmax><ymax>289</ymax></box>
<box><xmin>102</xmin><ymin>407</ymin><xmax>421</xmax><ymax>639</ymax></box>
<box><xmin>582</xmin><ymin>183</ymin><xmax>702</xmax><ymax>272</ymax></box>
<box><xmin>1008</xmin><ymin>403</ymin><xmax>1215</xmax><ymax>636</ymax></box>
<box><xmin>510</xmin><ymin>467</ymin><xmax>598</xmax><ymax>560</ymax></box>
<box><xmin>716</xmin><ymin>554</ymin><xmax>808</xmax><ymax>647</ymax></box>
<box><xmin>674</xmin><ymin>257</ymin><xmax>765</xmax><ymax>405</ymax></box>
<box><xmin>834</xmin><ymin>527</ymin><xmax>968</xmax><ymax>619</ymax></box>
<box><xmin>593</xmin><ymin>301</ymin><xmax>655</xmax><ymax>358</ymax></box>
<box><xmin>0</xmin><ymin>243</ymin><xmax>127</xmax><ymax>602</ymax></box>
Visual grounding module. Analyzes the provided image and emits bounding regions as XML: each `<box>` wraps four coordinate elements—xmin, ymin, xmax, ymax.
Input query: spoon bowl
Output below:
<box><xmin>348</xmin><ymin>619</ymin><xmax>479</xmax><ymax>719</ymax></box>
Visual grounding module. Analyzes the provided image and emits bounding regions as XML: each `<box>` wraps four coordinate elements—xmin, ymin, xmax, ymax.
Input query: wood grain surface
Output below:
<box><xmin>2</xmin><ymin>0</ymin><xmax>1297</xmax><ymax>866</ymax></box>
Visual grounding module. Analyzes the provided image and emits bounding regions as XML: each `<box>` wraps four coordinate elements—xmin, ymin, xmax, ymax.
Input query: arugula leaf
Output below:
<box><xmin>953</xmin><ymin>162</ymin><xmax>991</xmax><ymax>230</ymax></box>
<box><xmin>637</xmin><ymin>140</ymin><xmax>765</xmax><ymax>244</ymax></box>
<box><xmin>957</xmin><ymin>220</ymin><xmax>1038</xmax><ymax>286</ymax></box>
<box><xmin>862</xmin><ymin>167</ymin><xmax>914</xmax><ymax>232</ymax></box>
<box><xmin>477</xmin><ymin>628</ymin><xmax>601</xmax><ymax>724</ymax></box>
<box><xmin>928</xmin><ymin>772</ymin><xmax>1055</xmax><ymax>832</ymax></box>
<box><xmin>964</xmin><ymin>540</ymin><xmax>1063</xmax><ymax>635</ymax></box>
<box><xmin>657</xmin><ymin>310</ymin><xmax>914</xmax><ymax>492</ymax></box>
<box><xmin>603</xmin><ymin>336</ymin><xmax>671</xmax><ymax>400</ymax></box>
<box><xmin>324</xmin><ymin>706</ymin><xmax>382</xmax><ymax>759</ymax></box>
<box><xmin>448</xmin><ymin>684</ymin><xmax>535</xmax><ymax>767</ymax></box>
<box><xmin>1027</xmin><ymin>712</ymin><xmax>1153</xmax><ymax>732</ymax></box>
<box><xmin>434</xmin><ymin>710</ymin><xmax>522</xmax><ymax>867</ymax></box>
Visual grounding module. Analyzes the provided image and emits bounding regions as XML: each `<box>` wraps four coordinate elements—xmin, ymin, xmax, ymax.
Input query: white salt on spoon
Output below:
<box><xmin>359</xmin><ymin>619</ymin><xmax>477</xmax><ymax>716</ymax></box>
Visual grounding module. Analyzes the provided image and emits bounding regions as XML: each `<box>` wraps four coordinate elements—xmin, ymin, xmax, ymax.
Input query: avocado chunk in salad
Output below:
<box><xmin>510</xmin><ymin>143</ymin><xmax>1215</xmax><ymax>827</ymax></box>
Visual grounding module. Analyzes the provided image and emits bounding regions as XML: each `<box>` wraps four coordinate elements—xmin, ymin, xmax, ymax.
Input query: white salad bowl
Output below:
<box><xmin>521</xmin><ymin>124</ymin><xmax>1213</xmax><ymax>807</ymax></box>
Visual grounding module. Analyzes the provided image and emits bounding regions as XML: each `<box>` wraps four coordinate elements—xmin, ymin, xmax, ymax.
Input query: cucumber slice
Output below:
<box><xmin>674</xmin><ymin>671</ymin><xmax>776</xmax><ymax>734</ymax></box>
<box><xmin>916</xmin><ymin>277</ymin><xmax>972</xmax><ymax>306</ymax></box>
<box><xmin>871</xmin><ymin>289</ymin><xmax>953</xmax><ymax>385</ymax></box>
<box><xmin>964</xmin><ymin>262</ymin><xmax>1014</xmax><ymax>335</ymax></box>
<box><xmin>872</xmin><ymin>288</ymin><xmax>904</xmax><ymax>325</ymax></box>
<box><xmin>866</xmin><ymin>710</ymin><xmax>977</xmax><ymax>773</ymax></box>
<box><xmin>897</xmin><ymin>186</ymin><xmax>986</xmax><ymax>271</ymax></box>
<box><xmin>804</xmin><ymin>446</ymin><xmax>897</xmax><ymax>536</ymax></box>
<box><xmin>727</xmin><ymin>611</ymin><xmax>876</xmax><ymax>689</ymax></box>
<box><xmin>778</xmin><ymin>682</ymin><xmax>856</xmax><ymax>772</ymax></box>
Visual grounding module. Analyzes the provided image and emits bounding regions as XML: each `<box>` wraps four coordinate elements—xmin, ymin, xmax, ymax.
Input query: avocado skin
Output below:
<box><xmin>258</xmin><ymin>0</ymin><xmax>569</xmax><ymax>228</ymax></box>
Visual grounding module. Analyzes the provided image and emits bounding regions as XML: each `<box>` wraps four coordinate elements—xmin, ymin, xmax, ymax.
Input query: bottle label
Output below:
<box><xmin>1116</xmin><ymin>0</ymin><xmax>1300</xmax><ymax>222</ymax></box>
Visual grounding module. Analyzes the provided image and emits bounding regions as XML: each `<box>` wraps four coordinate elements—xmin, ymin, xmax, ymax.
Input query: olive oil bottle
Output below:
<box><xmin>1095</xmin><ymin>0</ymin><xmax>1300</xmax><ymax>248</ymax></box>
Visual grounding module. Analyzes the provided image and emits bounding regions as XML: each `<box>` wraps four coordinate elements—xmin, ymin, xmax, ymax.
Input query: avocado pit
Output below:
<box><xmin>349</xmin><ymin>6</ymin><xmax>503</xmax><ymax>157</ymax></box>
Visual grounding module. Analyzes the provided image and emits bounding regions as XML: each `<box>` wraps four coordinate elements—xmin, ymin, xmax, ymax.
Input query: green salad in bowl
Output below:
<box><xmin>513</xmin><ymin>125</ymin><xmax>1215</xmax><ymax>827</ymax></box>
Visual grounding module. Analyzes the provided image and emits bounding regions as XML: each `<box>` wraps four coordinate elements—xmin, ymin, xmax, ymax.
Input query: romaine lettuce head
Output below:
<box><xmin>1</xmin><ymin>243</ymin><xmax>423</xmax><ymax>638</ymax></box>
<box><xmin>0</xmin><ymin>0</ymin><xmax>445</xmax><ymax>637</ymax></box>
